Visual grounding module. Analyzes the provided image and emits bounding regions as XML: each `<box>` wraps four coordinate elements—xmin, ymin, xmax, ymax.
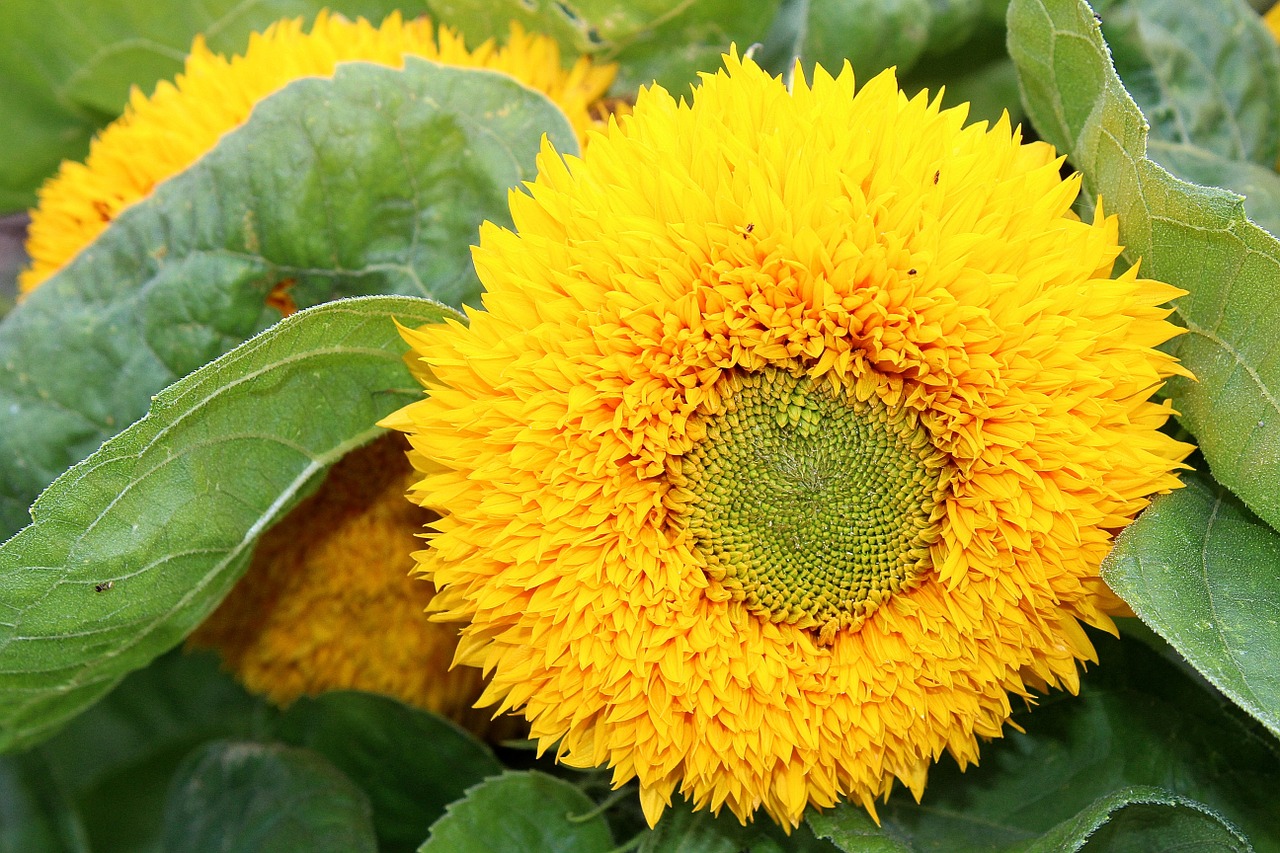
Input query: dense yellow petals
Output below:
<box><xmin>21</xmin><ymin>10</ymin><xmax>615</xmax><ymax>292</ymax></box>
<box><xmin>189</xmin><ymin>435</ymin><xmax>519</xmax><ymax>737</ymax></box>
<box><xmin>386</xmin><ymin>52</ymin><xmax>1191</xmax><ymax>827</ymax></box>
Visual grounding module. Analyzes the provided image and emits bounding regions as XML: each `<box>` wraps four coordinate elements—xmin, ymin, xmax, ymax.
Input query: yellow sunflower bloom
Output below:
<box><xmin>383</xmin><ymin>52</ymin><xmax>1192</xmax><ymax>826</ymax></box>
<box><xmin>20</xmin><ymin>10</ymin><xmax>616</xmax><ymax>293</ymax></box>
<box><xmin>189</xmin><ymin>435</ymin><xmax>517</xmax><ymax>736</ymax></box>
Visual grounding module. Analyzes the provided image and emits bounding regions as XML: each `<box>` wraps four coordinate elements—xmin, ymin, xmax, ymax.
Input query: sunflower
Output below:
<box><xmin>20</xmin><ymin>10</ymin><xmax>616</xmax><ymax>292</ymax></box>
<box><xmin>48</xmin><ymin>11</ymin><xmax>613</xmax><ymax>728</ymax></box>
<box><xmin>188</xmin><ymin>435</ymin><xmax>517</xmax><ymax>736</ymax></box>
<box><xmin>382</xmin><ymin>51</ymin><xmax>1191</xmax><ymax>826</ymax></box>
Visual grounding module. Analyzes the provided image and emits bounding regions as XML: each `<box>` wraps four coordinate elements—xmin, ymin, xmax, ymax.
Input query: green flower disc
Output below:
<box><xmin>679</xmin><ymin>367</ymin><xmax>951</xmax><ymax>642</ymax></box>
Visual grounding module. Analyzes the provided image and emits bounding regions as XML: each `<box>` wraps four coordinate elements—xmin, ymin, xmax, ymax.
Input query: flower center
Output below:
<box><xmin>676</xmin><ymin>367</ymin><xmax>950</xmax><ymax>643</ymax></box>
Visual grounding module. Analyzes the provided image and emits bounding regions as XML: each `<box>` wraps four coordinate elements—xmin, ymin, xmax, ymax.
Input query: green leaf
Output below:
<box><xmin>276</xmin><ymin>692</ymin><xmax>502</xmax><ymax>853</ymax></box>
<box><xmin>419</xmin><ymin>770</ymin><xmax>613</xmax><ymax>853</ymax></box>
<box><xmin>802</xmin><ymin>0</ymin><xmax>934</xmax><ymax>78</ymax></box>
<box><xmin>1102</xmin><ymin>470</ymin><xmax>1280</xmax><ymax>740</ymax></box>
<box><xmin>806</xmin><ymin>636</ymin><xmax>1280</xmax><ymax>852</ymax></box>
<box><xmin>637</xmin><ymin>800</ymin><xmax>837</xmax><ymax>853</ymax></box>
<box><xmin>427</xmin><ymin>0</ymin><xmax>782</xmax><ymax>93</ymax></box>
<box><xmin>0</xmin><ymin>56</ymin><xmax>573</xmax><ymax>536</ymax></box>
<box><xmin>35</xmin><ymin>649</ymin><xmax>270</xmax><ymax>853</ymax></box>
<box><xmin>0</xmin><ymin>295</ymin><xmax>453</xmax><ymax>753</ymax></box>
<box><xmin>0</xmin><ymin>750</ymin><xmax>90</xmax><ymax>853</ymax></box>
<box><xmin>1007</xmin><ymin>0</ymin><xmax>1280</xmax><ymax>535</ymax></box>
<box><xmin>160</xmin><ymin>740</ymin><xmax>376</xmax><ymax>853</ymax></box>
<box><xmin>0</xmin><ymin>0</ymin><xmax>435</xmax><ymax>212</ymax></box>
<box><xmin>1145</xmin><ymin>140</ymin><xmax>1280</xmax><ymax>239</ymax></box>
<box><xmin>1093</xmin><ymin>0</ymin><xmax>1280</xmax><ymax>165</ymax></box>
<box><xmin>1026</xmin><ymin>788</ymin><xmax>1253</xmax><ymax>853</ymax></box>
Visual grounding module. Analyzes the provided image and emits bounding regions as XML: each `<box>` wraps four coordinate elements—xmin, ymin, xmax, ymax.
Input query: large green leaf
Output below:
<box><xmin>1145</xmin><ymin>140</ymin><xmax>1280</xmax><ymax>239</ymax></box>
<box><xmin>0</xmin><ymin>0</ymin><xmax>436</xmax><ymax>212</ymax></box>
<box><xmin>427</xmin><ymin>0</ymin><xmax>781</xmax><ymax>93</ymax></box>
<box><xmin>1008</xmin><ymin>0</ymin><xmax>1280</xmax><ymax>534</ymax></box>
<box><xmin>0</xmin><ymin>57</ymin><xmax>574</xmax><ymax>536</ymax></box>
<box><xmin>33</xmin><ymin>649</ymin><xmax>270</xmax><ymax>853</ymax></box>
<box><xmin>276</xmin><ymin>692</ymin><xmax>502</xmax><ymax>853</ymax></box>
<box><xmin>159</xmin><ymin>740</ymin><xmax>376</xmax><ymax>853</ymax></box>
<box><xmin>419</xmin><ymin>770</ymin><xmax>614</xmax><ymax>853</ymax></box>
<box><xmin>0</xmin><ymin>295</ymin><xmax>453</xmax><ymax>753</ymax></box>
<box><xmin>1103</xmin><ymin>471</ymin><xmax>1280</xmax><ymax>740</ymax></box>
<box><xmin>805</xmin><ymin>635</ymin><xmax>1280</xmax><ymax>852</ymax></box>
<box><xmin>1093</xmin><ymin>0</ymin><xmax>1280</xmax><ymax>165</ymax></box>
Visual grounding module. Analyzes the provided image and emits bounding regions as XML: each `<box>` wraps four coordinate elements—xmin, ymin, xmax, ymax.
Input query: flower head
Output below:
<box><xmin>21</xmin><ymin>10</ymin><xmax>615</xmax><ymax>292</ymax></box>
<box><xmin>189</xmin><ymin>435</ymin><xmax>519</xmax><ymax>736</ymax></box>
<box><xmin>384</xmin><ymin>52</ymin><xmax>1191</xmax><ymax>826</ymax></box>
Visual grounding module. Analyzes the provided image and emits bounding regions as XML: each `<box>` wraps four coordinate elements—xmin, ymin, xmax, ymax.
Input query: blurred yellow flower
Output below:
<box><xmin>21</xmin><ymin>10</ymin><xmax>615</xmax><ymax>292</ymax></box>
<box><xmin>384</xmin><ymin>51</ymin><xmax>1192</xmax><ymax>826</ymax></box>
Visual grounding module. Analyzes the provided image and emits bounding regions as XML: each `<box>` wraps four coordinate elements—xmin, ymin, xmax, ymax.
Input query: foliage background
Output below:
<box><xmin>2</xmin><ymin>0</ymin><xmax>1280</xmax><ymax>850</ymax></box>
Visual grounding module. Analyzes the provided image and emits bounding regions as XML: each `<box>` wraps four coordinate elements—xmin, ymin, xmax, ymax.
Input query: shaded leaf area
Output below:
<box><xmin>30</xmin><ymin>649</ymin><xmax>267</xmax><ymax>853</ymax></box>
<box><xmin>159</xmin><ymin>740</ymin><xmax>377</xmax><ymax>853</ymax></box>
<box><xmin>426</xmin><ymin>0</ymin><xmax>782</xmax><ymax>94</ymax></box>
<box><xmin>0</xmin><ymin>296</ymin><xmax>454</xmax><ymax>753</ymax></box>
<box><xmin>897</xmin><ymin>8</ymin><xmax>1024</xmax><ymax>127</ymax></box>
<box><xmin>276</xmin><ymin>692</ymin><xmax>502</xmax><ymax>853</ymax></box>
<box><xmin>0</xmin><ymin>58</ymin><xmax>572</xmax><ymax>537</ymax></box>
<box><xmin>1093</xmin><ymin>0</ymin><xmax>1280</xmax><ymax>166</ymax></box>
<box><xmin>806</xmin><ymin>635</ymin><xmax>1280</xmax><ymax>852</ymax></box>
<box><xmin>636</xmin><ymin>800</ymin><xmax>838</xmax><ymax>853</ymax></box>
<box><xmin>0</xmin><ymin>749</ymin><xmax>90</xmax><ymax>853</ymax></box>
<box><xmin>419</xmin><ymin>770</ymin><xmax>614</xmax><ymax>853</ymax></box>
<box><xmin>1103</xmin><ymin>471</ymin><xmax>1280</xmax><ymax>740</ymax></box>
<box><xmin>0</xmin><ymin>0</ymin><xmax>434</xmax><ymax>212</ymax></box>
<box><xmin>1008</xmin><ymin>0</ymin><xmax>1280</xmax><ymax>536</ymax></box>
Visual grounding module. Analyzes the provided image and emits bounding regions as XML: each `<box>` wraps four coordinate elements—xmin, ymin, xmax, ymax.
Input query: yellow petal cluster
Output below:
<box><xmin>385</xmin><ymin>51</ymin><xmax>1191</xmax><ymax>827</ymax></box>
<box><xmin>21</xmin><ymin>10</ymin><xmax>615</xmax><ymax>292</ymax></box>
<box><xmin>189</xmin><ymin>435</ymin><xmax>517</xmax><ymax>736</ymax></box>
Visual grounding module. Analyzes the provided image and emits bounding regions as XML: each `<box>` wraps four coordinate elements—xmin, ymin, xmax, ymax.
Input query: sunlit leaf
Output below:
<box><xmin>1008</xmin><ymin>0</ymin><xmax>1280</xmax><ymax>536</ymax></box>
<box><xmin>1103</xmin><ymin>471</ymin><xmax>1280</xmax><ymax>740</ymax></box>
<box><xmin>0</xmin><ymin>295</ymin><xmax>452</xmax><ymax>752</ymax></box>
<box><xmin>0</xmin><ymin>58</ymin><xmax>573</xmax><ymax>536</ymax></box>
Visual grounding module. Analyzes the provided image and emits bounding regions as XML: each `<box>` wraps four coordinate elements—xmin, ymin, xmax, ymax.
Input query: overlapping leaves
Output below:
<box><xmin>0</xmin><ymin>295</ymin><xmax>454</xmax><ymax>752</ymax></box>
<box><xmin>0</xmin><ymin>57</ymin><xmax>574</xmax><ymax>536</ymax></box>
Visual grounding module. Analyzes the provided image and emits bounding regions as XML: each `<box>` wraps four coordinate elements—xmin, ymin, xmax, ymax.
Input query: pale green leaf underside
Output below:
<box><xmin>0</xmin><ymin>295</ymin><xmax>454</xmax><ymax>752</ymax></box>
<box><xmin>1007</xmin><ymin>0</ymin><xmax>1280</xmax><ymax>541</ymax></box>
<box><xmin>0</xmin><ymin>57</ymin><xmax>573</xmax><ymax>537</ymax></box>
<box><xmin>1103</xmin><ymin>471</ymin><xmax>1280</xmax><ymax>740</ymax></box>
<box><xmin>1095</xmin><ymin>0</ymin><xmax>1280</xmax><ymax>166</ymax></box>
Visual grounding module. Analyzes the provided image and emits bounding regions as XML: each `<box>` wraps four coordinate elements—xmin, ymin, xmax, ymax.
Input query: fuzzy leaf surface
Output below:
<box><xmin>0</xmin><ymin>295</ymin><xmax>453</xmax><ymax>753</ymax></box>
<box><xmin>1093</xmin><ymin>0</ymin><xmax>1280</xmax><ymax>164</ymax></box>
<box><xmin>1103</xmin><ymin>471</ymin><xmax>1280</xmax><ymax>739</ymax></box>
<box><xmin>1008</xmin><ymin>0</ymin><xmax>1280</xmax><ymax>537</ymax></box>
<box><xmin>0</xmin><ymin>57</ymin><xmax>572</xmax><ymax>536</ymax></box>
